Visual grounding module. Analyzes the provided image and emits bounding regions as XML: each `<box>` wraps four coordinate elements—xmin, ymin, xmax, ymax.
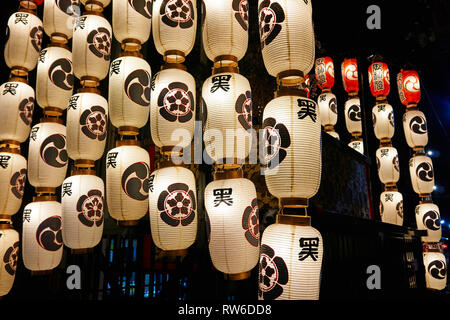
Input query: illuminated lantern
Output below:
<box><xmin>66</xmin><ymin>91</ymin><xmax>108</xmax><ymax>162</ymax></box>
<box><xmin>22</xmin><ymin>199</ymin><xmax>63</xmax><ymax>272</ymax></box>
<box><xmin>403</xmin><ymin>110</ymin><xmax>428</xmax><ymax>150</ymax></box>
<box><xmin>203</xmin><ymin>72</ymin><xmax>253</xmax><ymax>164</ymax></box>
<box><xmin>36</xmin><ymin>45</ymin><xmax>74</xmax><ymax>115</ymax></box>
<box><xmin>259</xmin><ymin>219</ymin><xmax>323</xmax><ymax>300</ymax></box>
<box><xmin>368</xmin><ymin>62</ymin><xmax>390</xmax><ymax>100</ymax></box>
<box><xmin>201</xmin><ymin>0</ymin><xmax>249</xmax><ymax>63</ymax></box>
<box><xmin>152</xmin><ymin>0</ymin><xmax>197</xmax><ymax>62</ymax></box>
<box><xmin>205</xmin><ymin>177</ymin><xmax>259</xmax><ymax>277</ymax></box>
<box><xmin>375</xmin><ymin>147</ymin><xmax>400</xmax><ymax>186</ymax></box>
<box><xmin>344</xmin><ymin>97</ymin><xmax>362</xmax><ymax>136</ymax></box>
<box><xmin>61</xmin><ymin>173</ymin><xmax>104</xmax><ymax>250</ymax></box>
<box><xmin>0</xmin><ymin>150</ymin><xmax>27</xmax><ymax>217</ymax></box>
<box><xmin>113</xmin><ymin>0</ymin><xmax>152</xmax><ymax>51</ymax></box>
<box><xmin>150</xmin><ymin>66</ymin><xmax>195</xmax><ymax>149</ymax></box>
<box><xmin>0</xmin><ymin>225</ymin><xmax>19</xmax><ymax>297</ymax></box>
<box><xmin>379</xmin><ymin>191</ymin><xmax>403</xmax><ymax>226</ymax></box>
<box><xmin>72</xmin><ymin>14</ymin><xmax>112</xmax><ymax>87</ymax></box>
<box><xmin>27</xmin><ymin>121</ymin><xmax>68</xmax><ymax>190</ymax></box>
<box><xmin>106</xmin><ymin>142</ymin><xmax>150</xmax><ymax>225</ymax></box>
<box><xmin>81</xmin><ymin>0</ymin><xmax>111</xmax><ymax>10</ymax></box>
<box><xmin>348</xmin><ymin>139</ymin><xmax>364</xmax><ymax>154</ymax></box>
<box><xmin>415</xmin><ymin>203</ymin><xmax>441</xmax><ymax>243</ymax></box>
<box><xmin>372</xmin><ymin>103</ymin><xmax>395</xmax><ymax>142</ymax></box>
<box><xmin>397</xmin><ymin>70</ymin><xmax>420</xmax><ymax>107</ymax></box>
<box><xmin>317</xmin><ymin>92</ymin><xmax>337</xmax><ymax>127</ymax></box>
<box><xmin>423</xmin><ymin>251</ymin><xmax>447</xmax><ymax>290</ymax></box>
<box><xmin>0</xmin><ymin>80</ymin><xmax>35</xmax><ymax>143</ymax></box>
<box><xmin>108</xmin><ymin>56</ymin><xmax>151</xmax><ymax>134</ymax></box>
<box><xmin>409</xmin><ymin>154</ymin><xmax>435</xmax><ymax>196</ymax></box>
<box><xmin>258</xmin><ymin>0</ymin><xmax>314</xmax><ymax>80</ymax></box>
<box><xmin>43</xmin><ymin>0</ymin><xmax>79</xmax><ymax>42</ymax></box>
<box><xmin>315</xmin><ymin>57</ymin><xmax>334</xmax><ymax>90</ymax></box>
<box><xmin>341</xmin><ymin>58</ymin><xmax>359</xmax><ymax>95</ymax></box>
<box><xmin>262</xmin><ymin>95</ymin><xmax>321</xmax><ymax>201</ymax></box>
<box><xmin>149</xmin><ymin>166</ymin><xmax>197</xmax><ymax>251</ymax></box>
<box><xmin>4</xmin><ymin>11</ymin><xmax>43</xmax><ymax>76</ymax></box>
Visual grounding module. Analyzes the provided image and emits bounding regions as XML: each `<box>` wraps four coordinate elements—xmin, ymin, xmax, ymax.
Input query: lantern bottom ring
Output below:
<box><xmin>33</xmin><ymin>194</ymin><xmax>57</xmax><ymax>202</ymax></box>
<box><xmin>117</xmin><ymin>220</ymin><xmax>140</xmax><ymax>227</ymax></box>
<box><xmin>223</xmin><ymin>271</ymin><xmax>251</xmax><ymax>281</ymax></box>
<box><xmin>164</xmin><ymin>50</ymin><xmax>186</xmax><ymax>64</ymax></box>
<box><xmin>279</xmin><ymin>197</ymin><xmax>309</xmax><ymax>209</ymax></box>
<box><xmin>162</xmin><ymin>249</ymin><xmax>188</xmax><ymax>258</ymax></box>
<box><xmin>0</xmin><ymin>141</ymin><xmax>21</xmax><ymax>151</ymax></box>
<box><xmin>275</xmin><ymin>88</ymin><xmax>307</xmax><ymax>98</ymax></box>
<box><xmin>31</xmin><ymin>270</ymin><xmax>54</xmax><ymax>277</ymax></box>
<box><xmin>8</xmin><ymin>76</ymin><xmax>28</xmax><ymax>84</ymax></box>
<box><xmin>118</xmin><ymin>126</ymin><xmax>139</xmax><ymax>136</ymax></box>
<box><xmin>375</xmin><ymin>96</ymin><xmax>387</xmax><ymax>103</ymax></box>
<box><xmin>413</xmin><ymin>146</ymin><xmax>425</xmax><ymax>153</ymax></box>
<box><xmin>277</xmin><ymin>214</ymin><xmax>311</xmax><ymax>226</ymax></box>
<box><xmin>50</xmin><ymin>33</ymin><xmax>69</xmax><ymax>45</ymax></box>
<box><xmin>324</xmin><ymin>125</ymin><xmax>335</xmax><ymax>132</ymax></box>
<box><xmin>379</xmin><ymin>139</ymin><xmax>392</xmax><ymax>147</ymax></box>
<box><xmin>161</xmin><ymin>63</ymin><xmax>187</xmax><ymax>71</ymax></box>
<box><xmin>121</xmin><ymin>39</ymin><xmax>142</xmax><ymax>52</ymax></box>
<box><xmin>276</xmin><ymin>70</ymin><xmax>305</xmax><ymax>87</ymax></box>
<box><xmin>74</xmin><ymin>159</ymin><xmax>96</xmax><ymax>169</ymax></box>
<box><xmin>80</xmin><ymin>76</ymin><xmax>100</xmax><ymax>88</ymax></box>
<box><xmin>419</xmin><ymin>193</ymin><xmax>432</xmax><ymax>199</ymax></box>
<box><xmin>44</xmin><ymin>107</ymin><xmax>64</xmax><ymax>117</ymax></box>
<box><xmin>40</xmin><ymin>116</ymin><xmax>64</xmax><ymax>125</ymax></box>
<box><xmin>10</xmin><ymin>66</ymin><xmax>29</xmax><ymax>78</ymax></box>
<box><xmin>71</xmin><ymin>248</ymin><xmax>94</xmax><ymax>255</ymax></box>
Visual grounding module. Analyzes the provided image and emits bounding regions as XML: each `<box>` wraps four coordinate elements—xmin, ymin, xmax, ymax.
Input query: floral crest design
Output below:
<box><xmin>235</xmin><ymin>90</ymin><xmax>252</xmax><ymax>130</ymax></box>
<box><xmin>262</xmin><ymin>117</ymin><xmax>291</xmax><ymax>169</ymax></box>
<box><xmin>87</xmin><ymin>28</ymin><xmax>111</xmax><ymax>61</ymax></box>
<box><xmin>80</xmin><ymin>105</ymin><xmax>107</xmax><ymax>141</ymax></box>
<box><xmin>160</xmin><ymin>0</ymin><xmax>195</xmax><ymax>29</ymax></box>
<box><xmin>258</xmin><ymin>0</ymin><xmax>285</xmax><ymax>48</ymax></box>
<box><xmin>77</xmin><ymin>189</ymin><xmax>104</xmax><ymax>228</ymax></box>
<box><xmin>157</xmin><ymin>182</ymin><xmax>196</xmax><ymax>227</ymax></box>
<box><xmin>258</xmin><ymin>244</ymin><xmax>288</xmax><ymax>300</ymax></box>
<box><xmin>18</xmin><ymin>97</ymin><xmax>34</xmax><ymax>126</ymax></box>
<box><xmin>232</xmin><ymin>0</ymin><xmax>249</xmax><ymax>31</ymax></box>
<box><xmin>157</xmin><ymin>82</ymin><xmax>194</xmax><ymax>123</ymax></box>
<box><xmin>242</xmin><ymin>198</ymin><xmax>259</xmax><ymax>247</ymax></box>
<box><xmin>10</xmin><ymin>168</ymin><xmax>27</xmax><ymax>199</ymax></box>
<box><xmin>3</xmin><ymin>241</ymin><xmax>19</xmax><ymax>276</ymax></box>
<box><xmin>30</xmin><ymin>26</ymin><xmax>44</xmax><ymax>52</ymax></box>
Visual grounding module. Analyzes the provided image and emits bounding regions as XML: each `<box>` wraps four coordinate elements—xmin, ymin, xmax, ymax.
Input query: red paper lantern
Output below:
<box><xmin>315</xmin><ymin>57</ymin><xmax>335</xmax><ymax>90</ymax></box>
<box><xmin>341</xmin><ymin>58</ymin><xmax>359</xmax><ymax>94</ymax></box>
<box><xmin>368</xmin><ymin>62</ymin><xmax>390</xmax><ymax>99</ymax></box>
<box><xmin>397</xmin><ymin>70</ymin><xmax>420</xmax><ymax>106</ymax></box>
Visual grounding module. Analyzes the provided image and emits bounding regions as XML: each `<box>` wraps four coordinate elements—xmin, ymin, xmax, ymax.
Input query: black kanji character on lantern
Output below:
<box><xmin>148</xmin><ymin>174</ymin><xmax>155</xmax><ymax>193</ymax></box>
<box><xmin>297</xmin><ymin>98</ymin><xmax>317</xmax><ymax>122</ymax></box>
<box><xmin>106</xmin><ymin>152</ymin><xmax>118</xmax><ymax>168</ymax></box>
<box><xmin>23</xmin><ymin>209</ymin><xmax>31</xmax><ymax>223</ymax></box>
<box><xmin>14</xmin><ymin>13</ymin><xmax>29</xmax><ymax>25</ymax></box>
<box><xmin>380</xmin><ymin>149</ymin><xmax>389</xmax><ymax>157</ymax></box>
<box><xmin>68</xmin><ymin>95</ymin><xmax>79</xmax><ymax>110</ymax></box>
<box><xmin>384</xmin><ymin>193</ymin><xmax>394</xmax><ymax>202</ymax></box>
<box><xmin>3</xmin><ymin>83</ymin><xmax>18</xmax><ymax>95</ymax></box>
<box><xmin>319</xmin><ymin>94</ymin><xmax>326</xmax><ymax>102</ymax></box>
<box><xmin>39</xmin><ymin>49</ymin><xmax>47</xmax><ymax>63</ymax></box>
<box><xmin>213</xmin><ymin>188</ymin><xmax>233</xmax><ymax>207</ymax></box>
<box><xmin>74</xmin><ymin>16</ymin><xmax>87</xmax><ymax>30</ymax></box>
<box><xmin>110</xmin><ymin>59</ymin><xmax>122</xmax><ymax>76</ymax></box>
<box><xmin>210</xmin><ymin>75</ymin><xmax>232</xmax><ymax>93</ymax></box>
<box><xmin>62</xmin><ymin>182</ymin><xmax>72</xmax><ymax>197</ymax></box>
<box><xmin>298</xmin><ymin>237</ymin><xmax>320</xmax><ymax>261</ymax></box>
<box><xmin>0</xmin><ymin>155</ymin><xmax>11</xmax><ymax>169</ymax></box>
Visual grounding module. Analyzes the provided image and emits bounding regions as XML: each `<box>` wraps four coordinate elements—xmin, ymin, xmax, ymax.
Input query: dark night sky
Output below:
<box><xmin>0</xmin><ymin>0</ymin><xmax>449</xmax><ymax>233</ymax></box>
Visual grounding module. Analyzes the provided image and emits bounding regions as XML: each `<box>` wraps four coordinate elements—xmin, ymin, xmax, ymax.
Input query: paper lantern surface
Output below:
<box><xmin>344</xmin><ymin>97</ymin><xmax>362</xmax><ymax>135</ymax></box>
<box><xmin>409</xmin><ymin>154</ymin><xmax>435</xmax><ymax>195</ymax></box>
<box><xmin>376</xmin><ymin>147</ymin><xmax>400</xmax><ymax>185</ymax></box>
<box><xmin>403</xmin><ymin>110</ymin><xmax>428</xmax><ymax>149</ymax></box>
<box><xmin>317</xmin><ymin>91</ymin><xmax>337</xmax><ymax>127</ymax></box>
<box><xmin>113</xmin><ymin>0</ymin><xmax>152</xmax><ymax>47</ymax></box>
<box><xmin>43</xmin><ymin>0</ymin><xmax>79</xmax><ymax>40</ymax></box>
<box><xmin>341</xmin><ymin>58</ymin><xmax>359</xmax><ymax>94</ymax></box>
<box><xmin>315</xmin><ymin>56</ymin><xmax>335</xmax><ymax>89</ymax></box>
<box><xmin>379</xmin><ymin>191</ymin><xmax>403</xmax><ymax>226</ymax></box>
<box><xmin>0</xmin><ymin>228</ymin><xmax>19</xmax><ymax>297</ymax></box>
<box><xmin>415</xmin><ymin>203</ymin><xmax>441</xmax><ymax>243</ymax></box>
<box><xmin>348</xmin><ymin>140</ymin><xmax>364</xmax><ymax>154</ymax></box>
<box><xmin>0</xmin><ymin>152</ymin><xmax>27</xmax><ymax>216</ymax></box>
<box><xmin>423</xmin><ymin>252</ymin><xmax>447</xmax><ymax>290</ymax></box>
<box><xmin>397</xmin><ymin>70</ymin><xmax>420</xmax><ymax>106</ymax></box>
<box><xmin>372</xmin><ymin>103</ymin><xmax>395</xmax><ymax>141</ymax></box>
<box><xmin>368</xmin><ymin>62</ymin><xmax>390</xmax><ymax>98</ymax></box>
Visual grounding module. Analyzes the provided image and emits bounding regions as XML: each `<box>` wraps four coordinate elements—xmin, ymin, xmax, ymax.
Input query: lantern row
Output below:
<box><xmin>396</xmin><ymin>70</ymin><xmax>446</xmax><ymax>290</ymax></box>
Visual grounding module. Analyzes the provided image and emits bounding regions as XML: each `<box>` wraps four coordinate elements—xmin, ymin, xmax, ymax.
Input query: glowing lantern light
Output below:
<box><xmin>315</xmin><ymin>56</ymin><xmax>334</xmax><ymax>90</ymax></box>
<box><xmin>317</xmin><ymin>91</ymin><xmax>337</xmax><ymax>127</ymax></box>
<box><xmin>149</xmin><ymin>166</ymin><xmax>197</xmax><ymax>251</ymax></box>
<box><xmin>43</xmin><ymin>0</ymin><xmax>79</xmax><ymax>42</ymax></box>
<box><xmin>403</xmin><ymin>110</ymin><xmax>428</xmax><ymax>151</ymax></box>
<box><xmin>409</xmin><ymin>154</ymin><xmax>435</xmax><ymax>196</ymax></box>
<box><xmin>341</xmin><ymin>58</ymin><xmax>359</xmax><ymax>95</ymax></box>
<box><xmin>423</xmin><ymin>251</ymin><xmax>447</xmax><ymax>290</ymax></box>
<box><xmin>372</xmin><ymin>103</ymin><xmax>395</xmax><ymax>142</ymax></box>
<box><xmin>0</xmin><ymin>150</ymin><xmax>27</xmax><ymax>217</ymax></box>
<box><xmin>379</xmin><ymin>191</ymin><xmax>403</xmax><ymax>226</ymax></box>
<box><xmin>368</xmin><ymin>61</ymin><xmax>390</xmax><ymax>100</ymax></box>
<box><xmin>415</xmin><ymin>203</ymin><xmax>441</xmax><ymax>243</ymax></box>
<box><xmin>106</xmin><ymin>142</ymin><xmax>150</xmax><ymax>225</ymax></box>
<box><xmin>22</xmin><ymin>198</ymin><xmax>63</xmax><ymax>272</ymax></box>
<box><xmin>81</xmin><ymin>0</ymin><xmax>111</xmax><ymax>10</ymax></box>
<box><xmin>344</xmin><ymin>97</ymin><xmax>362</xmax><ymax>136</ymax></box>
<box><xmin>397</xmin><ymin>70</ymin><xmax>420</xmax><ymax>107</ymax></box>
<box><xmin>0</xmin><ymin>80</ymin><xmax>35</xmax><ymax>144</ymax></box>
<box><xmin>348</xmin><ymin>139</ymin><xmax>364</xmax><ymax>155</ymax></box>
<box><xmin>0</xmin><ymin>225</ymin><xmax>19</xmax><ymax>297</ymax></box>
<box><xmin>150</xmin><ymin>66</ymin><xmax>195</xmax><ymax>149</ymax></box>
<box><xmin>205</xmin><ymin>177</ymin><xmax>259</xmax><ymax>278</ymax></box>
<box><xmin>61</xmin><ymin>172</ymin><xmax>104</xmax><ymax>251</ymax></box>
<box><xmin>376</xmin><ymin>147</ymin><xmax>400</xmax><ymax>186</ymax></box>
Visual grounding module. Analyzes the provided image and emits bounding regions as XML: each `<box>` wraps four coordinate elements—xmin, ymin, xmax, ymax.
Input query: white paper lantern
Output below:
<box><xmin>376</xmin><ymin>147</ymin><xmax>399</xmax><ymax>185</ymax></box>
<box><xmin>43</xmin><ymin>0</ymin><xmax>79</xmax><ymax>41</ymax></box>
<box><xmin>203</xmin><ymin>72</ymin><xmax>253</xmax><ymax>164</ymax></box>
<box><xmin>379</xmin><ymin>191</ymin><xmax>403</xmax><ymax>226</ymax></box>
<box><xmin>149</xmin><ymin>166</ymin><xmax>197</xmax><ymax>251</ymax></box>
<box><xmin>0</xmin><ymin>227</ymin><xmax>19</xmax><ymax>297</ymax></box>
<box><xmin>423</xmin><ymin>252</ymin><xmax>447</xmax><ymax>290</ymax></box>
<box><xmin>259</xmin><ymin>222</ymin><xmax>323</xmax><ymax>300</ymax></box>
<box><xmin>108</xmin><ymin>56</ymin><xmax>151</xmax><ymax>131</ymax></box>
<box><xmin>403</xmin><ymin>110</ymin><xmax>428</xmax><ymax>150</ymax></box>
<box><xmin>263</xmin><ymin>95</ymin><xmax>321</xmax><ymax>200</ymax></box>
<box><xmin>36</xmin><ymin>46</ymin><xmax>74</xmax><ymax>113</ymax></box>
<box><xmin>152</xmin><ymin>0</ymin><xmax>197</xmax><ymax>61</ymax></box>
<box><xmin>72</xmin><ymin>14</ymin><xmax>112</xmax><ymax>85</ymax></box>
<box><xmin>113</xmin><ymin>0</ymin><xmax>152</xmax><ymax>49</ymax></box>
<box><xmin>4</xmin><ymin>11</ymin><xmax>43</xmax><ymax>75</ymax></box>
<box><xmin>201</xmin><ymin>0</ymin><xmax>249</xmax><ymax>62</ymax></box>
<box><xmin>344</xmin><ymin>97</ymin><xmax>362</xmax><ymax>135</ymax></box>
<box><xmin>317</xmin><ymin>92</ymin><xmax>337</xmax><ymax>127</ymax></box>
<box><xmin>327</xmin><ymin>131</ymin><xmax>339</xmax><ymax>140</ymax></box>
<box><xmin>61</xmin><ymin>174</ymin><xmax>104</xmax><ymax>250</ymax></box>
<box><xmin>22</xmin><ymin>200</ymin><xmax>63</xmax><ymax>271</ymax></box>
<box><xmin>106</xmin><ymin>144</ymin><xmax>150</xmax><ymax>223</ymax></box>
<box><xmin>415</xmin><ymin>203</ymin><xmax>441</xmax><ymax>243</ymax></box>
<box><xmin>150</xmin><ymin>67</ymin><xmax>196</xmax><ymax>149</ymax></box>
<box><xmin>28</xmin><ymin>121</ymin><xmax>68</xmax><ymax>189</ymax></box>
<box><xmin>66</xmin><ymin>91</ymin><xmax>108</xmax><ymax>161</ymax></box>
<box><xmin>258</xmin><ymin>0</ymin><xmax>314</xmax><ymax>78</ymax></box>
<box><xmin>0</xmin><ymin>81</ymin><xmax>35</xmax><ymax>143</ymax></box>
<box><xmin>205</xmin><ymin>177</ymin><xmax>259</xmax><ymax>276</ymax></box>
<box><xmin>0</xmin><ymin>151</ymin><xmax>27</xmax><ymax>217</ymax></box>
<box><xmin>409</xmin><ymin>154</ymin><xmax>435</xmax><ymax>196</ymax></box>
<box><xmin>372</xmin><ymin>103</ymin><xmax>394</xmax><ymax>141</ymax></box>
<box><xmin>348</xmin><ymin>140</ymin><xmax>364</xmax><ymax>155</ymax></box>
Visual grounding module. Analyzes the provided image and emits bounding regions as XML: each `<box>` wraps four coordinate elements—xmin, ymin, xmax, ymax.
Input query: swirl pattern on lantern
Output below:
<box><xmin>128</xmin><ymin>0</ymin><xmax>152</xmax><ymax>19</ymax></box>
<box><xmin>258</xmin><ymin>0</ymin><xmax>284</xmax><ymax>48</ymax></box>
<box><xmin>124</xmin><ymin>69</ymin><xmax>151</xmax><ymax>106</ymax></box>
<box><xmin>19</xmin><ymin>97</ymin><xmax>34</xmax><ymax>126</ymax></box>
<box><xmin>428</xmin><ymin>260</ymin><xmax>447</xmax><ymax>280</ymax></box>
<box><xmin>3</xmin><ymin>241</ymin><xmax>19</xmax><ymax>276</ymax></box>
<box><xmin>40</xmin><ymin>134</ymin><xmax>68</xmax><ymax>168</ymax></box>
<box><xmin>36</xmin><ymin>216</ymin><xmax>63</xmax><ymax>251</ymax></box>
<box><xmin>48</xmin><ymin>58</ymin><xmax>74</xmax><ymax>91</ymax></box>
<box><xmin>30</xmin><ymin>26</ymin><xmax>44</xmax><ymax>52</ymax></box>
<box><xmin>121</xmin><ymin>162</ymin><xmax>150</xmax><ymax>201</ymax></box>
